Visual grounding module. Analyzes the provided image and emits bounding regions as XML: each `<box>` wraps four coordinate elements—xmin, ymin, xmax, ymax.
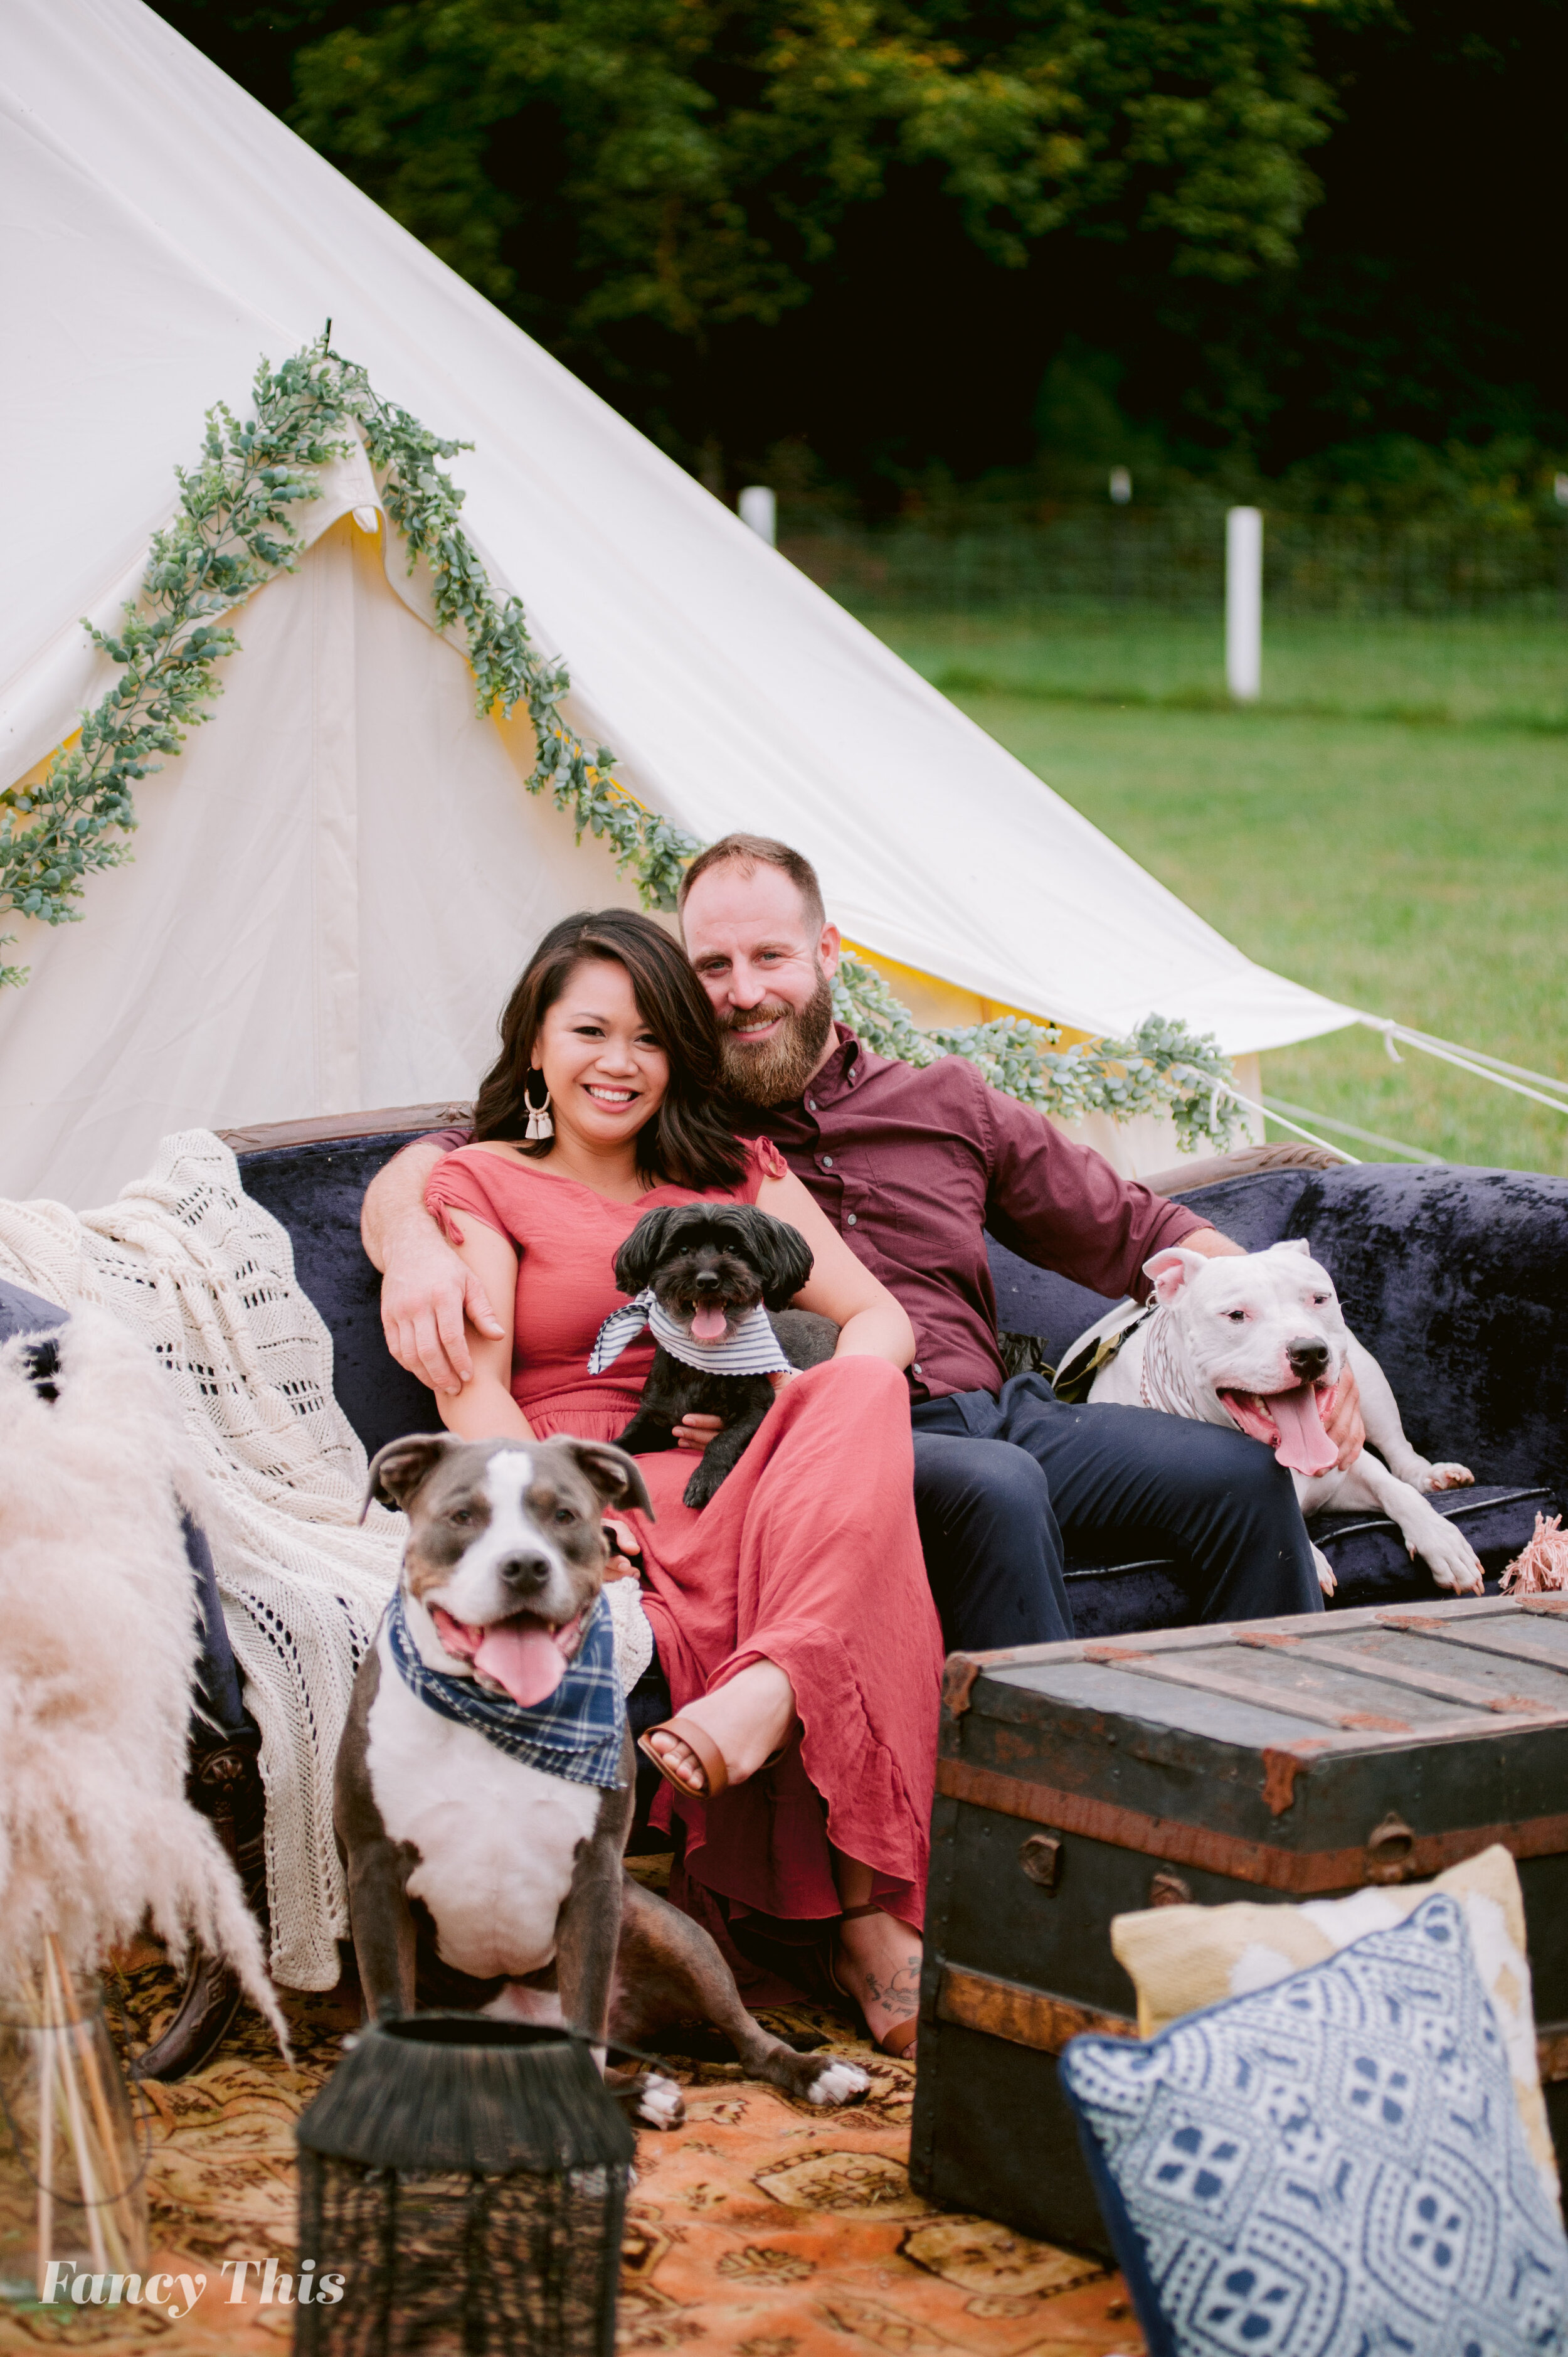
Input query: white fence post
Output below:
<box><xmin>738</xmin><ymin>486</ymin><xmax>776</xmax><ymax>546</ymax></box>
<box><xmin>1226</xmin><ymin>506</ymin><xmax>1263</xmax><ymax>702</ymax></box>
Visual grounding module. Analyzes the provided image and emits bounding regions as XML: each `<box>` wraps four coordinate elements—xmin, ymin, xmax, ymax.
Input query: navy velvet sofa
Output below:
<box><xmin>226</xmin><ymin>1110</ymin><xmax>1566</xmax><ymax>1669</ymax></box>
<box><xmin>8</xmin><ymin>1115</ymin><xmax>1559</xmax><ymax>2063</ymax></box>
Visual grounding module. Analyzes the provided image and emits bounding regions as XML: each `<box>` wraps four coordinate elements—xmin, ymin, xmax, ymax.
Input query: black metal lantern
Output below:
<box><xmin>294</xmin><ymin>2015</ymin><xmax>634</xmax><ymax>2357</ymax></box>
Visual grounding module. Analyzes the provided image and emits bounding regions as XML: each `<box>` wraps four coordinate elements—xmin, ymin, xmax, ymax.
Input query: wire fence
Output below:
<box><xmin>779</xmin><ymin>509</ymin><xmax>1568</xmax><ymax>725</ymax></box>
<box><xmin>781</xmin><ymin>509</ymin><xmax>1568</xmax><ymax>620</ymax></box>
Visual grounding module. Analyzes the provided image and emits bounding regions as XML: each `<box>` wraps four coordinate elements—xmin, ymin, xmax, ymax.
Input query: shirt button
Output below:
<box><xmin>913</xmin><ymin>1363</ymin><xmax>923</xmax><ymax>1377</ymax></box>
<box><xmin>821</xmin><ymin>1154</ymin><xmax>834</xmax><ymax>1168</ymax></box>
<box><xmin>806</xmin><ymin>1098</ymin><xmax>817</xmax><ymax>1111</ymax></box>
<box><xmin>846</xmin><ymin>1213</ymin><xmax>857</xmax><ymax>1227</ymax></box>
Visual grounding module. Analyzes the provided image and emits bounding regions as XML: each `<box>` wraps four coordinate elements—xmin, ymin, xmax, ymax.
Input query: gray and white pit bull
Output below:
<box><xmin>335</xmin><ymin>1430</ymin><xmax>869</xmax><ymax>2126</ymax></box>
<box><xmin>1086</xmin><ymin>1239</ymin><xmax>1484</xmax><ymax>1597</ymax></box>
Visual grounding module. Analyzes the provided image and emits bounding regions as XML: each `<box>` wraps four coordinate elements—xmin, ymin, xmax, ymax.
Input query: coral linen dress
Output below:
<box><xmin>425</xmin><ymin>1139</ymin><xmax>943</xmax><ymax>1933</ymax></box>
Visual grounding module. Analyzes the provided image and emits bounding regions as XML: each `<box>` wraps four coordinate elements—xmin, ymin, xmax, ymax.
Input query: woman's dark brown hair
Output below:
<box><xmin>472</xmin><ymin>910</ymin><xmax>748</xmax><ymax>1191</ymax></box>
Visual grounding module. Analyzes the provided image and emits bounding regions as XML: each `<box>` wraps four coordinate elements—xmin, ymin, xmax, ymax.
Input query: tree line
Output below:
<box><xmin>151</xmin><ymin>0</ymin><xmax>1565</xmax><ymax>514</ymax></box>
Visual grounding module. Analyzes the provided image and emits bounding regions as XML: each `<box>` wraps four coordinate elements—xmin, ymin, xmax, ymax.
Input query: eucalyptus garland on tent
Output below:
<box><xmin>0</xmin><ymin>334</ymin><xmax>1239</xmax><ymax>1149</ymax></box>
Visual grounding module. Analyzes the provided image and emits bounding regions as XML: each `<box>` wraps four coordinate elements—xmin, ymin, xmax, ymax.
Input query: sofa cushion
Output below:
<box><xmin>236</xmin><ymin>1133</ymin><xmax>443</xmax><ymax>1460</ymax></box>
<box><xmin>1311</xmin><ymin>1481</ymin><xmax>1560</xmax><ymax>1602</ymax></box>
<box><xmin>1060</xmin><ymin>1484</ymin><xmax>1559</xmax><ymax>1631</ymax></box>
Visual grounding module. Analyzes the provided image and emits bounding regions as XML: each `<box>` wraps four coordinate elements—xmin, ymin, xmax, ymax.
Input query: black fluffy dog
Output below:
<box><xmin>610</xmin><ymin>1203</ymin><xmax>836</xmax><ymax>1507</ymax></box>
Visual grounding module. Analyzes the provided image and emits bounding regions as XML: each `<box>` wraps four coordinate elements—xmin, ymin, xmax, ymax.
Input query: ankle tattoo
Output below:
<box><xmin>860</xmin><ymin>1955</ymin><xmax>922</xmax><ymax>2015</ymax></box>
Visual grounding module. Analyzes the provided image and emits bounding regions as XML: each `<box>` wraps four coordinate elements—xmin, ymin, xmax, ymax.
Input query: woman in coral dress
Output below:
<box><xmin>423</xmin><ymin>908</ymin><xmax>943</xmax><ymax>2055</ymax></box>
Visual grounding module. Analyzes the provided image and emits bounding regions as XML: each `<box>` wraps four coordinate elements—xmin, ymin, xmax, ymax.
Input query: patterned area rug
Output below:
<box><xmin>0</xmin><ymin>1920</ymin><xmax>1141</xmax><ymax>2357</ymax></box>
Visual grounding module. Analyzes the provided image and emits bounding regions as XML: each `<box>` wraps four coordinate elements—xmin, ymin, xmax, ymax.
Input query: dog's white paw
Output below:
<box><xmin>633</xmin><ymin>2071</ymin><xmax>686</xmax><ymax>2131</ymax></box>
<box><xmin>1418</xmin><ymin>1520</ymin><xmax>1486</xmax><ymax>1594</ymax></box>
<box><xmin>1311</xmin><ymin>1543</ymin><xmax>1337</xmax><ymax>1597</ymax></box>
<box><xmin>804</xmin><ymin>2059</ymin><xmax>872</xmax><ymax>2107</ymax></box>
<box><xmin>1424</xmin><ymin>1461</ymin><xmax>1475</xmax><ymax>1492</ymax></box>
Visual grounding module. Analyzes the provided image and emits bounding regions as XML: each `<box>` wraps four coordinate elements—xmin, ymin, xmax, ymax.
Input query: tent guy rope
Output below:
<box><xmin>1361</xmin><ymin>1021</ymin><xmax>1568</xmax><ymax>1120</ymax></box>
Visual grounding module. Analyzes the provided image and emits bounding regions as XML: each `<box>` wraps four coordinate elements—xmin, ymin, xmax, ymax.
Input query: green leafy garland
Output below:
<box><xmin>0</xmin><ymin>333</ymin><xmax>687</xmax><ymax>970</ymax></box>
<box><xmin>3</xmin><ymin>332</ymin><xmax>1238</xmax><ymax>1149</ymax></box>
<box><xmin>830</xmin><ymin>957</ymin><xmax>1240</xmax><ymax>1152</ymax></box>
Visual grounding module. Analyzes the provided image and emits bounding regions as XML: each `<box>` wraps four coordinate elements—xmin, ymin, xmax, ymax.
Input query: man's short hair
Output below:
<box><xmin>677</xmin><ymin>834</ymin><xmax>826</xmax><ymax>935</ymax></box>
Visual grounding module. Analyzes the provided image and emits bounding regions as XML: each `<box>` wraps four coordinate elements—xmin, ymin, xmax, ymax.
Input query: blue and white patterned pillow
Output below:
<box><xmin>1060</xmin><ymin>1892</ymin><xmax>1568</xmax><ymax>2357</ymax></box>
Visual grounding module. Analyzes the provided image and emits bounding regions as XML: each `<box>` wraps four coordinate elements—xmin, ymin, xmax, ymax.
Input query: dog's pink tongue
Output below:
<box><xmin>691</xmin><ymin>1306</ymin><xmax>728</xmax><ymax>1343</ymax></box>
<box><xmin>474</xmin><ymin>1619</ymin><xmax>570</xmax><ymax>1707</ymax></box>
<box><xmin>1268</xmin><ymin>1383</ymin><xmax>1339</xmax><ymax>1477</ymax></box>
<box><xmin>431</xmin><ymin>1604</ymin><xmax>571</xmax><ymax>1706</ymax></box>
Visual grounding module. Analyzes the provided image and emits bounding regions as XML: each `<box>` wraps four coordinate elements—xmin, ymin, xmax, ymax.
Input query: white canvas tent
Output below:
<box><xmin>1</xmin><ymin>0</ymin><xmax>1359</xmax><ymax>1208</ymax></box>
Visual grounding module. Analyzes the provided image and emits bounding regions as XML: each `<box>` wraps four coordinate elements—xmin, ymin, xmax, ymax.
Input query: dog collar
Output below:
<box><xmin>386</xmin><ymin>1588</ymin><xmax>626</xmax><ymax>1789</ymax></box>
<box><xmin>1138</xmin><ymin>1310</ymin><xmax>1193</xmax><ymax>1419</ymax></box>
<box><xmin>589</xmin><ymin>1290</ymin><xmax>794</xmax><ymax>1380</ymax></box>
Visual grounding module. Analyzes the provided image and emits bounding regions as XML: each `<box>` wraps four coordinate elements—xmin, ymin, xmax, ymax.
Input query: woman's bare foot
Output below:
<box><xmin>834</xmin><ymin>1909</ymin><xmax>921</xmax><ymax>2058</ymax></box>
<box><xmin>642</xmin><ymin>1659</ymin><xmax>796</xmax><ymax>1797</ymax></box>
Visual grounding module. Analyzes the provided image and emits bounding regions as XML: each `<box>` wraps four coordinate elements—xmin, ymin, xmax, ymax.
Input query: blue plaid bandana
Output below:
<box><xmin>386</xmin><ymin>1586</ymin><xmax>626</xmax><ymax>1789</ymax></box>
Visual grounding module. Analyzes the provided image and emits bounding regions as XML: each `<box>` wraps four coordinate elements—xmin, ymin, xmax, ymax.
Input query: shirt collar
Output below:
<box><xmin>806</xmin><ymin>1023</ymin><xmax>871</xmax><ymax>1107</ymax></box>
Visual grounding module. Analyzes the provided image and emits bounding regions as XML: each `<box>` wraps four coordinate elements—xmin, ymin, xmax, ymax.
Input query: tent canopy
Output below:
<box><xmin>1</xmin><ymin>0</ymin><xmax>1357</xmax><ymax>1203</ymax></box>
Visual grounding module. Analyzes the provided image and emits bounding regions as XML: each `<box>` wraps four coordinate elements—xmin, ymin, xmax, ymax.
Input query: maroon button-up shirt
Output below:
<box><xmin>423</xmin><ymin>1024</ymin><xmax>1201</xmax><ymax>1403</ymax></box>
<box><xmin>738</xmin><ymin>1026</ymin><xmax>1202</xmax><ymax>1400</ymax></box>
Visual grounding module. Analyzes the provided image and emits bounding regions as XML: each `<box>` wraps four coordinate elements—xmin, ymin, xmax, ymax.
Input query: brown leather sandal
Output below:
<box><xmin>637</xmin><ymin>1717</ymin><xmax>730</xmax><ymax>1800</ymax></box>
<box><xmin>829</xmin><ymin>1902</ymin><xmax>919</xmax><ymax>2059</ymax></box>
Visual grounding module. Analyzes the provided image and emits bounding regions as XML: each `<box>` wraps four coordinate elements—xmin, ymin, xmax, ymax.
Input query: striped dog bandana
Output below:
<box><xmin>588</xmin><ymin>1290</ymin><xmax>793</xmax><ymax>1380</ymax></box>
<box><xmin>386</xmin><ymin>1586</ymin><xmax>626</xmax><ymax>1789</ymax></box>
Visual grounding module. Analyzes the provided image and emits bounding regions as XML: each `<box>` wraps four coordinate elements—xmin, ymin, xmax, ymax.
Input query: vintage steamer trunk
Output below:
<box><xmin>910</xmin><ymin>1592</ymin><xmax>1568</xmax><ymax>2257</ymax></box>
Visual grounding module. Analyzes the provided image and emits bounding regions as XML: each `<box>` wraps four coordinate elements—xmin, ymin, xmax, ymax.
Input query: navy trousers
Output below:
<box><xmin>911</xmin><ymin>1373</ymin><xmax>1323</xmax><ymax>1651</ymax></box>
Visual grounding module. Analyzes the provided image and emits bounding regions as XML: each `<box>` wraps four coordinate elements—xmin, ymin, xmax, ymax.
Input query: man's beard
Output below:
<box><xmin>718</xmin><ymin>966</ymin><xmax>836</xmax><ymax>1106</ymax></box>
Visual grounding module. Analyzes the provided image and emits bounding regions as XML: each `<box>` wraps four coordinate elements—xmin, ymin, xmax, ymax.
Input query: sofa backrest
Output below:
<box><xmin>233</xmin><ymin>1118</ymin><xmax>1568</xmax><ymax>1504</ymax></box>
<box><xmin>990</xmin><ymin>1161</ymin><xmax>1568</xmax><ymax>1497</ymax></box>
<box><xmin>235</xmin><ymin>1130</ymin><xmax>445</xmax><ymax>1460</ymax></box>
<box><xmin>1245</xmin><ymin>1163</ymin><xmax>1568</xmax><ymax>1495</ymax></box>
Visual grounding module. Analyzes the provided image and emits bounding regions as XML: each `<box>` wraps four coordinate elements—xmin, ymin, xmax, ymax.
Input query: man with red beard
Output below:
<box><xmin>363</xmin><ymin>836</ymin><xmax>1362</xmax><ymax>1646</ymax></box>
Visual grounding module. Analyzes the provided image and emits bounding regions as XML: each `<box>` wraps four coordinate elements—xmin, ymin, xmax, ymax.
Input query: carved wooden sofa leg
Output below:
<box><xmin>136</xmin><ymin>1719</ymin><xmax>269</xmax><ymax>2082</ymax></box>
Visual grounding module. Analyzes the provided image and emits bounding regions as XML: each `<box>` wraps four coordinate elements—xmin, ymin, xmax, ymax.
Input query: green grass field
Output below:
<box><xmin>857</xmin><ymin>613</ymin><xmax>1568</xmax><ymax>1174</ymax></box>
<box><xmin>859</xmin><ymin>609</ymin><xmax>1568</xmax><ymax>732</ymax></box>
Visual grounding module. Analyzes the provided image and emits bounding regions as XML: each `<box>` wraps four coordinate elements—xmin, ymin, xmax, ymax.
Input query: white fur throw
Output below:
<box><xmin>0</xmin><ymin>1129</ymin><xmax>655</xmax><ymax>1990</ymax></box>
<box><xmin>0</xmin><ymin>1310</ymin><xmax>282</xmax><ymax>2044</ymax></box>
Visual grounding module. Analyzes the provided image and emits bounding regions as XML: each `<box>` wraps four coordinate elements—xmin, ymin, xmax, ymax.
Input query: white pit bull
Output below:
<box><xmin>1087</xmin><ymin>1239</ymin><xmax>1484</xmax><ymax>1597</ymax></box>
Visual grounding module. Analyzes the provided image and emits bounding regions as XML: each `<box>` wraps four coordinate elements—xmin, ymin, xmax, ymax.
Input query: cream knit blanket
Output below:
<box><xmin>0</xmin><ymin>1129</ymin><xmax>654</xmax><ymax>1991</ymax></box>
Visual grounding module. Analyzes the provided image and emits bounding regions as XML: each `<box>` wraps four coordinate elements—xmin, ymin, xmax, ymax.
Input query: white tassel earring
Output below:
<box><xmin>524</xmin><ymin>1068</ymin><xmax>554</xmax><ymax>1142</ymax></box>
